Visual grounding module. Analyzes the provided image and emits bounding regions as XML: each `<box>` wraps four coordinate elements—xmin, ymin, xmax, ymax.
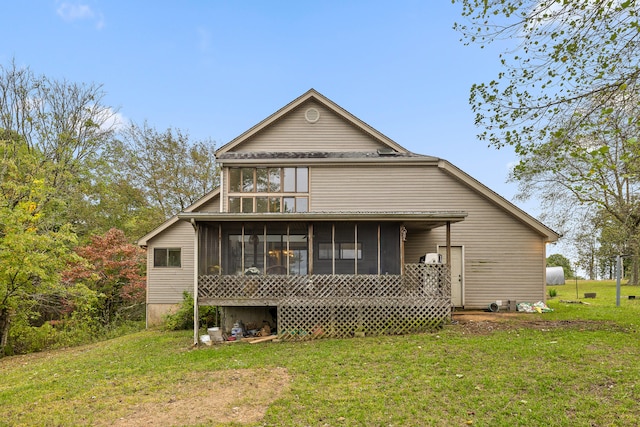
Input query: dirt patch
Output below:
<box><xmin>104</xmin><ymin>367</ymin><xmax>291</xmax><ymax>427</ymax></box>
<box><xmin>451</xmin><ymin>310</ymin><xmax>624</xmax><ymax>335</ymax></box>
<box><xmin>453</xmin><ymin>310</ymin><xmax>525</xmax><ymax>323</ymax></box>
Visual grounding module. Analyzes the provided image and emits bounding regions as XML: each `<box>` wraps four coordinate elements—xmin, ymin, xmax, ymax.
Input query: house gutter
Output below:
<box><xmin>178</xmin><ymin>211</ymin><xmax>467</xmax><ymax>224</ymax></box>
<box><xmin>216</xmin><ymin>156</ymin><xmax>440</xmax><ymax>167</ymax></box>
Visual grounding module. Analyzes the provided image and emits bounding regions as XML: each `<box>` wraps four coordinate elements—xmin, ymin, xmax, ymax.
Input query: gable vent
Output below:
<box><xmin>305</xmin><ymin>107</ymin><xmax>320</xmax><ymax>123</ymax></box>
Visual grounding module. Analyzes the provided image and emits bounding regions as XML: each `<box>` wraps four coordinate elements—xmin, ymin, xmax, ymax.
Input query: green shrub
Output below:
<box><xmin>6</xmin><ymin>311</ymin><xmax>144</xmax><ymax>356</ymax></box>
<box><xmin>548</xmin><ymin>288</ymin><xmax>558</xmax><ymax>298</ymax></box>
<box><xmin>164</xmin><ymin>291</ymin><xmax>219</xmax><ymax>331</ymax></box>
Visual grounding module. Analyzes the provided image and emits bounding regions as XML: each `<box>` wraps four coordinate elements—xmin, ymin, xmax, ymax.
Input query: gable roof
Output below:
<box><xmin>138</xmin><ymin>90</ymin><xmax>560</xmax><ymax>246</ymax></box>
<box><xmin>136</xmin><ymin>188</ymin><xmax>220</xmax><ymax>247</ymax></box>
<box><xmin>216</xmin><ymin>89</ymin><xmax>408</xmax><ymax>156</ymax></box>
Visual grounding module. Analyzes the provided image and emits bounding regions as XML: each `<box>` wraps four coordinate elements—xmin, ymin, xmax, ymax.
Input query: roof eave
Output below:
<box><xmin>177</xmin><ymin>211</ymin><xmax>467</xmax><ymax>224</ymax></box>
<box><xmin>216</xmin><ymin>155</ymin><xmax>440</xmax><ymax>166</ymax></box>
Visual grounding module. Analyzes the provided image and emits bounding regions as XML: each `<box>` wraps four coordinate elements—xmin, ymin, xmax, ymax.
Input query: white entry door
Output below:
<box><xmin>438</xmin><ymin>246</ymin><xmax>464</xmax><ymax>307</ymax></box>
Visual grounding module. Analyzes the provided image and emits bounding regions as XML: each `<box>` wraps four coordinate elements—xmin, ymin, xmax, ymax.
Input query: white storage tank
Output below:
<box><xmin>424</xmin><ymin>253</ymin><xmax>442</xmax><ymax>264</ymax></box>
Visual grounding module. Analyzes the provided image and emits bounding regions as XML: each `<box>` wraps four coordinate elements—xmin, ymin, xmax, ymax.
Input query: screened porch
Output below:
<box><xmin>179</xmin><ymin>212</ymin><xmax>466</xmax><ymax>340</ymax></box>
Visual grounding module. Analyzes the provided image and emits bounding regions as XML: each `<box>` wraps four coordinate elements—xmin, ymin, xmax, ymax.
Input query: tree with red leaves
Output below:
<box><xmin>64</xmin><ymin>228</ymin><xmax>146</xmax><ymax>325</ymax></box>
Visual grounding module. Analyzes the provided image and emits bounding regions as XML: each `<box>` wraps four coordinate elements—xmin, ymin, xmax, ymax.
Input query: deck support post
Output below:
<box><xmin>192</xmin><ymin>219</ymin><xmax>199</xmax><ymax>346</ymax></box>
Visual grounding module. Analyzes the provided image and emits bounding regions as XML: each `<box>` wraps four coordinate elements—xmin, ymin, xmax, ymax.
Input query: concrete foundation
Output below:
<box><xmin>146</xmin><ymin>303</ymin><xmax>180</xmax><ymax>327</ymax></box>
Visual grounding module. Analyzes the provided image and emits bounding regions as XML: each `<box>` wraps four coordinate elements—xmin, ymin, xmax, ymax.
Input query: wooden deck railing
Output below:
<box><xmin>198</xmin><ymin>263</ymin><xmax>452</xmax><ymax>339</ymax></box>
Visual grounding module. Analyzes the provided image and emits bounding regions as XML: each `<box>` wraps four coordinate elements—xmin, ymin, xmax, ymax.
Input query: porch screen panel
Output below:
<box><xmin>244</xmin><ymin>224</ymin><xmax>265</xmax><ymax>273</ymax></box>
<box><xmin>198</xmin><ymin>223</ymin><xmax>220</xmax><ymax>275</ymax></box>
<box><xmin>289</xmin><ymin>223</ymin><xmax>308</xmax><ymax>275</ymax></box>
<box><xmin>223</xmin><ymin>225</ymin><xmax>243</xmax><ymax>275</ymax></box>
<box><xmin>266</xmin><ymin>223</ymin><xmax>287</xmax><ymax>275</ymax></box>
<box><xmin>335</xmin><ymin>223</ymin><xmax>355</xmax><ymax>274</ymax></box>
<box><xmin>313</xmin><ymin>223</ymin><xmax>333</xmax><ymax>274</ymax></box>
<box><xmin>358</xmin><ymin>223</ymin><xmax>378</xmax><ymax>274</ymax></box>
<box><xmin>380</xmin><ymin>223</ymin><xmax>401</xmax><ymax>274</ymax></box>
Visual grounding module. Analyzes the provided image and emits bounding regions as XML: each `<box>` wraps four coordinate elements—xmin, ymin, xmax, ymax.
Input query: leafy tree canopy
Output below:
<box><xmin>63</xmin><ymin>228</ymin><xmax>146</xmax><ymax>325</ymax></box>
<box><xmin>454</xmin><ymin>0</ymin><xmax>640</xmax><ymax>155</ymax></box>
<box><xmin>547</xmin><ymin>253</ymin><xmax>574</xmax><ymax>278</ymax></box>
<box><xmin>0</xmin><ymin>132</ymin><xmax>79</xmax><ymax>354</ymax></box>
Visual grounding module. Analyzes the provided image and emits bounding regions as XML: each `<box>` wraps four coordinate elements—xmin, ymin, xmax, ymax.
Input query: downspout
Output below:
<box><xmin>191</xmin><ymin>218</ymin><xmax>199</xmax><ymax>346</ymax></box>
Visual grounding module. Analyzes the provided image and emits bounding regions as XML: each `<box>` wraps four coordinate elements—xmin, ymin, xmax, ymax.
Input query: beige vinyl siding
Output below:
<box><xmin>312</xmin><ymin>164</ymin><xmax>547</xmax><ymax>308</ymax></box>
<box><xmin>195</xmin><ymin>196</ymin><xmax>220</xmax><ymax>212</ymax></box>
<box><xmin>238</xmin><ymin>101</ymin><xmax>390</xmax><ymax>153</ymax></box>
<box><xmin>146</xmin><ymin>220</ymin><xmax>194</xmax><ymax>304</ymax></box>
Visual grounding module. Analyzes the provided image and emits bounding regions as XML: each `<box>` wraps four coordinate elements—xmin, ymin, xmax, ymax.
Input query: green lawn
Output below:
<box><xmin>1</xmin><ymin>280</ymin><xmax>639</xmax><ymax>426</ymax></box>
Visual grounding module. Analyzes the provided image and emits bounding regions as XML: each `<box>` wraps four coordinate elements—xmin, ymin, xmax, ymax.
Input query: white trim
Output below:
<box><xmin>438</xmin><ymin>244</ymin><xmax>465</xmax><ymax>307</ymax></box>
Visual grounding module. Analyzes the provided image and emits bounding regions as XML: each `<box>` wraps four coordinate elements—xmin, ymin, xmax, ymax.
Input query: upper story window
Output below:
<box><xmin>228</xmin><ymin>167</ymin><xmax>308</xmax><ymax>213</ymax></box>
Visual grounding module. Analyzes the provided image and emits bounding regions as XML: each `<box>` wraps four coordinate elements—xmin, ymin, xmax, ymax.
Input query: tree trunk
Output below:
<box><xmin>629</xmin><ymin>249</ymin><xmax>640</xmax><ymax>286</ymax></box>
<box><xmin>0</xmin><ymin>307</ymin><xmax>11</xmax><ymax>356</ymax></box>
<box><xmin>588</xmin><ymin>250</ymin><xmax>596</xmax><ymax>280</ymax></box>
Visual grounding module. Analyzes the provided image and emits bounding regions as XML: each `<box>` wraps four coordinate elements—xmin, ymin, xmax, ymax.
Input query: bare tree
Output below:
<box><xmin>115</xmin><ymin>122</ymin><xmax>219</xmax><ymax>218</ymax></box>
<box><xmin>0</xmin><ymin>59</ymin><xmax>118</xmax><ymax>183</ymax></box>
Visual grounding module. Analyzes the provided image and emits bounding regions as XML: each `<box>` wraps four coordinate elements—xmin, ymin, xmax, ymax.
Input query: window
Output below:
<box><xmin>283</xmin><ymin>168</ymin><xmax>296</xmax><ymax>192</ymax></box>
<box><xmin>318</xmin><ymin>243</ymin><xmax>333</xmax><ymax>260</ymax></box>
<box><xmin>268</xmin><ymin>168</ymin><xmax>281</xmax><ymax>192</ymax></box>
<box><xmin>228</xmin><ymin>167</ymin><xmax>309</xmax><ymax>213</ymax></box>
<box><xmin>283</xmin><ymin>197</ymin><xmax>295</xmax><ymax>213</ymax></box>
<box><xmin>296</xmin><ymin>197</ymin><xmax>308</xmax><ymax>212</ymax></box>
<box><xmin>241</xmin><ymin>167</ymin><xmax>254</xmax><ymax>192</ymax></box>
<box><xmin>229</xmin><ymin>197</ymin><xmax>240</xmax><ymax>212</ymax></box>
<box><xmin>340</xmin><ymin>243</ymin><xmax>363</xmax><ymax>260</ymax></box>
<box><xmin>256</xmin><ymin>168</ymin><xmax>269</xmax><ymax>192</ymax></box>
<box><xmin>154</xmin><ymin>248</ymin><xmax>181</xmax><ymax>267</ymax></box>
<box><xmin>256</xmin><ymin>197</ymin><xmax>269</xmax><ymax>213</ymax></box>
<box><xmin>241</xmin><ymin>198</ymin><xmax>253</xmax><ymax>213</ymax></box>
<box><xmin>317</xmin><ymin>243</ymin><xmax>362</xmax><ymax>260</ymax></box>
<box><xmin>297</xmin><ymin>168</ymin><xmax>308</xmax><ymax>192</ymax></box>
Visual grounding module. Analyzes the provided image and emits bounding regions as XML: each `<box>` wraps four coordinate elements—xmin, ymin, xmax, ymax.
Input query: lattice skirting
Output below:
<box><xmin>200</xmin><ymin>264</ymin><xmax>452</xmax><ymax>340</ymax></box>
<box><xmin>277</xmin><ymin>298</ymin><xmax>451</xmax><ymax>340</ymax></box>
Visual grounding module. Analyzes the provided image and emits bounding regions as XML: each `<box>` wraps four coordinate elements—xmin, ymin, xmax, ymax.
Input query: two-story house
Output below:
<box><xmin>138</xmin><ymin>89</ymin><xmax>559</xmax><ymax>342</ymax></box>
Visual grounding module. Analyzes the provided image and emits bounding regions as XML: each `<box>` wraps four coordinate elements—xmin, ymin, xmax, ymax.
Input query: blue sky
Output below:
<box><xmin>1</xmin><ymin>1</ymin><xmax>535</xmax><ymax>215</ymax></box>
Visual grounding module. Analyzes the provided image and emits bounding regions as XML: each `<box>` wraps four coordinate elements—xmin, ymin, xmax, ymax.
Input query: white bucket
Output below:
<box><xmin>207</xmin><ymin>327</ymin><xmax>223</xmax><ymax>342</ymax></box>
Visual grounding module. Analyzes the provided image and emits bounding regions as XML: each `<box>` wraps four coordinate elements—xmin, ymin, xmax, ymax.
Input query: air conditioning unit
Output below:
<box><xmin>424</xmin><ymin>253</ymin><xmax>442</xmax><ymax>264</ymax></box>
